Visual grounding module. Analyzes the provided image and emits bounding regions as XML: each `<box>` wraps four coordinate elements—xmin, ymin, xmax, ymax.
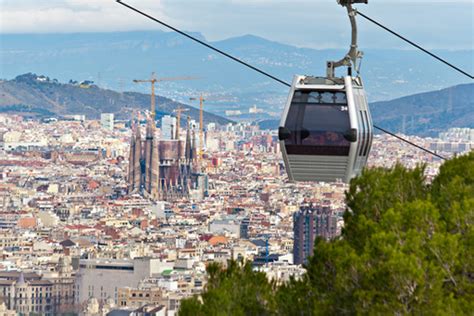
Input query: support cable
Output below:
<box><xmin>373</xmin><ymin>125</ymin><xmax>446</xmax><ymax>160</ymax></box>
<box><xmin>357</xmin><ymin>11</ymin><xmax>473</xmax><ymax>80</ymax></box>
<box><xmin>116</xmin><ymin>0</ymin><xmax>447</xmax><ymax>160</ymax></box>
<box><xmin>116</xmin><ymin>0</ymin><xmax>290</xmax><ymax>87</ymax></box>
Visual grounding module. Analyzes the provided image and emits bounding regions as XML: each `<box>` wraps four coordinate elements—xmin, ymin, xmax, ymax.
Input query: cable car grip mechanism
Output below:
<box><xmin>327</xmin><ymin>0</ymin><xmax>367</xmax><ymax>79</ymax></box>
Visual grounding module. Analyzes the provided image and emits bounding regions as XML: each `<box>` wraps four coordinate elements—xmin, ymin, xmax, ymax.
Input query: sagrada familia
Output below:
<box><xmin>127</xmin><ymin>117</ymin><xmax>202</xmax><ymax>201</ymax></box>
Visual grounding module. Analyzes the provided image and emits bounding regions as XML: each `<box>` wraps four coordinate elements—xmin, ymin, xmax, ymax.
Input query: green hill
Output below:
<box><xmin>0</xmin><ymin>73</ymin><xmax>232</xmax><ymax>125</ymax></box>
<box><xmin>257</xmin><ymin>83</ymin><xmax>474</xmax><ymax>137</ymax></box>
<box><xmin>371</xmin><ymin>83</ymin><xmax>474</xmax><ymax>137</ymax></box>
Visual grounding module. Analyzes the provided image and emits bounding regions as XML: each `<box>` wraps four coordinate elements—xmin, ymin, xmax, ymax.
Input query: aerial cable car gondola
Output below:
<box><xmin>279</xmin><ymin>0</ymin><xmax>373</xmax><ymax>183</ymax></box>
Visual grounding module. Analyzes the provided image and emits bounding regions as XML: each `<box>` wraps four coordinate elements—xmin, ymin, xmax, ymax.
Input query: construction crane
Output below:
<box><xmin>189</xmin><ymin>94</ymin><xmax>206</xmax><ymax>161</ymax></box>
<box><xmin>173</xmin><ymin>106</ymin><xmax>189</xmax><ymax>140</ymax></box>
<box><xmin>189</xmin><ymin>94</ymin><xmax>236</xmax><ymax>161</ymax></box>
<box><xmin>133</xmin><ymin>72</ymin><xmax>197</xmax><ymax>121</ymax></box>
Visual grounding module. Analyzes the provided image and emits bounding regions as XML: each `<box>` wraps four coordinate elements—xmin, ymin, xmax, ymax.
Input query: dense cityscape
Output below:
<box><xmin>0</xmin><ymin>108</ymin><xmax>471</xmax><ymax>315</ymax></box>
<box><xmin>1</xmin><ymin>0</ymin><xmax>473</xmax><ymax>313</ymax></box>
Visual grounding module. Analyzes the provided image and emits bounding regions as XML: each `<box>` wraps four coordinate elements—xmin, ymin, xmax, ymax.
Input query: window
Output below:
<box><xmin>358</xmin><ymin>111</ymin><xmax>366</xmax><ymax>156</ymax></box>
<box><xmin>284</xmin><ymin>90</ymin><xmax>351</xmax><ymax>156</ymax></box>
<box><xmin>363</xmin><ymin>111</ymin><xmax>371</xmax><ymax>156</ymax></box>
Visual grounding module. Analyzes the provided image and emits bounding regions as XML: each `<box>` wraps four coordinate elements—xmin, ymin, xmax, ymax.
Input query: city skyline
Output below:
<box><xmin>0</xmin><ymin>1</ymin><xmax>472</xmax><ymax>314</ymax></box>
<box><xmin>0</xmin><ymin>110</ymin><xmax>470</xmax><ymax>314</ymax></box>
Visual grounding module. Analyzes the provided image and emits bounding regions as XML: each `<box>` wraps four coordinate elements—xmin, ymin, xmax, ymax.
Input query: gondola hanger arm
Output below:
<box><xmin>327</xmin><ymin>0</ymin><xmax>367</xmax><ymax>79</ymax></box>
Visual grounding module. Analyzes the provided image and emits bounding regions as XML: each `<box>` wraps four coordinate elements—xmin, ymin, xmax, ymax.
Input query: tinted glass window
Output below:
<box><xmin>358</xmin><ymin>111</ymin><xmax>365</xmax><ymax>156</ymax></box>
<box><xmin>284</xmin><ymin>90</ymin><xmax>351</xmax><ymax>156</ymax></box>
<box><xmin>363</xmin><ymin>111</ymin><xmax>371</xmax><ymax>156</ymax></box>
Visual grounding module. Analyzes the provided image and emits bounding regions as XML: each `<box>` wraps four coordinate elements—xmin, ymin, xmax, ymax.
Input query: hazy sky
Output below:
<box><xmin>1</xmin><ymin>0</ymin><xmax>473</xmax><ymax>49</ymax></box>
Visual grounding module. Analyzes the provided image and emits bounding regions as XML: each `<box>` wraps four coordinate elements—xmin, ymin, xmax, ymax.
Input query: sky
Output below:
<box><xmin>0</xmin><ymin>0</ymin><xmax>473</xmax><ymax>49</ymax></box>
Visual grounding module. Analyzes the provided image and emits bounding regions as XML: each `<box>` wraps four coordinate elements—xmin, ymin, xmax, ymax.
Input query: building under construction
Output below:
<box><xmin>127</xmin><ymin>118</ymin><xmax>204</xmax><ymax>201</ymax></box>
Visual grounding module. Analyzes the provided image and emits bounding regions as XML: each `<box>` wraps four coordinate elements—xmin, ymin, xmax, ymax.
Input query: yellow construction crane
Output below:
<box><xmin>173</xmin><ymin>106</ymin><xmax>189</xmax><ymax>140</ymax></box>
<box><xmin>189</xmin><ymin>94</ymin><xmax>235</xmax><ymax>161</ymax></box>
<box><xmin>133</xmin><ymin>72</ymin><xmax>197</xmax><ymax>120</ymax></box>
<box><xmin>189</xmin><ymin>94</ymin><xmax>206</xmax><ymax>161</ymax></box>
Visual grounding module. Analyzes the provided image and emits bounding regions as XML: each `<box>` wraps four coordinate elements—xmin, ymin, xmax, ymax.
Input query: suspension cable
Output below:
<box><xmin>116</xmin><ymin>0</ymin><xmax>290</xmax><ymax>87</ymax></box>
<box><xmin>116</xmin><ymin>0</ymin><xmax>448</xmax><ymax>160</ymax></box>
<box><xmin>373</xmin><ymin>125</ymin><xmax>446</xmax><ymax>160</ymax></box>
<box><xmin>357</xmin><ymin>11</ymin><xmax>473</xmax><ymax>80</ymax></box>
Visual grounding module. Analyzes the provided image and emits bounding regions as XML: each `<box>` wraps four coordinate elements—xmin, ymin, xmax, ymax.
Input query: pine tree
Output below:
<box><xmin>179</xmin><ymin>261</ymin><xmax>276</xmax><ymax>316</ymax></box>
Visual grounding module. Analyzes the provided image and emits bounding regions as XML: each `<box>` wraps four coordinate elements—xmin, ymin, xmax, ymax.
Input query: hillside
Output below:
<box><xmin>1</xmin><ymin>74</ymin><xmax>471</xmax><ymax>137</ymax></box>
<box><xmin>0</xmin><ymin>73</ymin><xmax>232</xmax><ymax>125</ymax></box>
<box><xmin>371</xmin><ymin>83</ymin><xmax>474</xmax><ymax>136</ymax></box>
<box><xmin>256</xmin><ymin>83</ymin><xmax>474</xmax><ymax>137</ymax></box>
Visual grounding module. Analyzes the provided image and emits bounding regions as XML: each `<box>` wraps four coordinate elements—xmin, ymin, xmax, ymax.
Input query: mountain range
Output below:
<box><xmin>1</xmin><ymin>31</ymin><xmax>472</xmax><ymax>116</ymax></box>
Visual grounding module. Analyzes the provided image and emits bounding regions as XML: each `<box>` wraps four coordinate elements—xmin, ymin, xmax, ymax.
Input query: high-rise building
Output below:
<box><xmin>100</xmin><ymin>113</ymin><xmax>114</xmax><ymax>131</ymax></box>
<box><xmin>293</xmin><ymin>204</ymin><xmax>339</xmax><ymax>265</ymax></box>
<box><xmin>161</xmin><ymin>115</ymin><xmax>176</xmax><ymax>140</ymax></box>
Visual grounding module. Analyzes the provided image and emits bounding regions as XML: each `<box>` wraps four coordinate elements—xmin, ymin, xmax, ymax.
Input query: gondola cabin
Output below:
<box><xmin>279</xmin><ymin>75</ymin><xmax>373</xmax><ymax>183</ymax></box>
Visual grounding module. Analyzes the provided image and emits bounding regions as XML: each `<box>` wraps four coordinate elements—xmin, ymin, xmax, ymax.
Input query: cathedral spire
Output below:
<box><xmin>185</xmin><ymin>116</ymin><xmax>192</xmax><ymax>163</ymax></box>
<box><xmin>128</xmin><ymin>120</ymin><xmax>142</xmax><ymax>193</ymax></box>
<box><xmin>144</xmin><ymin>118</ymin><xmax>160</xmax><ymax>198</ymax></box>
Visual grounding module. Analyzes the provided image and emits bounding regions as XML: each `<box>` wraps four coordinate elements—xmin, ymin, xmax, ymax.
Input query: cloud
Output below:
<box><xmin>0</xmin><ymin>0</ymin><xmax>472</xmax><ymax>49</ymax></box>
<box><xmin>160</xmin><ymin>0</ymin><xmax>473</xmax><ymax>49</ymax></box>
<box><xmin>0</xmin><ymin>0</ymin><xmax>170</xmax><ymax>33</ymax></box>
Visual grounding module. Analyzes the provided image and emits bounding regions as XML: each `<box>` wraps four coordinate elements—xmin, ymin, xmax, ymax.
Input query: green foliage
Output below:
<box><xmin>344</xmin><ymin>163</ymin><xmax>428</xmax><ymax>250</ymax></box>
<box><xmin>179</xmin><ymin>261</ymin><xmax>276</xmax><ymax>316</ymax></box>
<box><xmin>179</xmin><ymin>153</ymin><xmax>474</xmax><ymax>315</ymax></box>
